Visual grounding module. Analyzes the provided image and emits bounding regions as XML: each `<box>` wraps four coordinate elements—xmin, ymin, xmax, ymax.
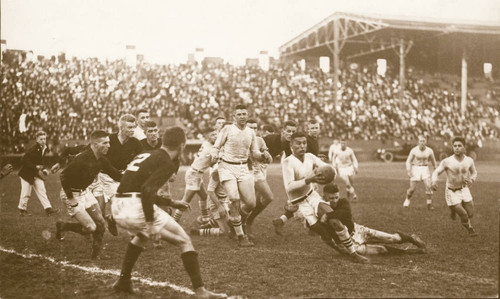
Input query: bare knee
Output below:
<box><xmin>83</xmin><ymin>223</ymin><xmax>96</xmax><ymax>233</ymax></box>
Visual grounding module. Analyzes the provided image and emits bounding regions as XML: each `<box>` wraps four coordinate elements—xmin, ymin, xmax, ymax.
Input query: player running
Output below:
<box><xmin>332</xmin><ymin>139</ymin><xmax>359</xmax><ymax>201</ymax></box>
<box><xmin>111</xmin><ymin>127</ymin><xmax>226</xmax><ymax>298</ymax></box>
<box><xmin>403</xmin><ymin>135</ymin><xmax>437</xmax><ymax>210</ymax></box>
<box><xmin>431</xmin><ymin>136</ymin><xmax>478</xmax><ymax>236</ymax></box>
<box><xmin>56</xmin><ymin>130</ymin><xmax>122</xmax><ymax>259</ymax></box>
<box><xmin>210</xmin><ymin>104</ymin><xmax>272</xmax><ymax>247</ymax></box>
<box><xmin>172</xmin><ymin>127</ymin><xmax>218</xmax><ymax>223</ymax></box>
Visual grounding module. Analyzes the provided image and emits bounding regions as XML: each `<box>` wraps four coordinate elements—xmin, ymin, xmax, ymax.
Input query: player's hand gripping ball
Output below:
<box><xmin>314</xmin><ymin>165</ymin><xmax>336</xmax><ymax>185</ymax></box>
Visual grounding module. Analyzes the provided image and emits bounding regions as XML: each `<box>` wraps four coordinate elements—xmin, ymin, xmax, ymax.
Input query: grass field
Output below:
<box><xmin>0</xmin><ymin>161</ymin><xmax>498</xmax><ymax>298</ymax></box>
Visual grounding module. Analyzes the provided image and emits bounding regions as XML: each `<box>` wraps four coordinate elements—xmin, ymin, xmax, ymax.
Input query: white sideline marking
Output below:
<box><xmin>0</xmin><ymin>245</ymin><xmax>198</xmax><ymax>295</ymax></box>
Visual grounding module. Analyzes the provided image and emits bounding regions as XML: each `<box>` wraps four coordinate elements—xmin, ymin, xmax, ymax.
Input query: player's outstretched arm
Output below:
<box><xmin>431</xmin><ymin>160</ymin><xmax>446</xmax><ymax>190</ymax></box>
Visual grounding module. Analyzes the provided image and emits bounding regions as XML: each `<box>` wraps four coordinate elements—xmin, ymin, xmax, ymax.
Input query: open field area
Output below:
<box><xmin>0</xmin><ymin>161</ymin><xmax>498</xmax><ymax>298</ymax></box>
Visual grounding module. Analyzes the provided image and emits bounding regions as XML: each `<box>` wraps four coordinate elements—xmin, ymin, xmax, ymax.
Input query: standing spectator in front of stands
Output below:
<box><xmin>17</xmin><ymin>131</ymin><xmax>59</xmax><ymax>216</ymax></box>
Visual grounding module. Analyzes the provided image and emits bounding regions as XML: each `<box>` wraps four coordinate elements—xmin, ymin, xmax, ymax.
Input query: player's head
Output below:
<box><xmin>90</xmin><ymin>130</ymin><xmax>110</xmax><ymax>156</ymax></box>
<box><xmin>340</xmin><ymin>138</ymin><xmax>347</xmax><ymax>150</ymax></box>
<box><xmin>307</xmin><ymin>120</ymin><xmax>320</xmax><ymax>138</ymax></box>
<box><xmin>246</xmin><ymin>118</ymin><xmax>258</xmax><ymax>131</ymax></box>
<box><xmin>144</xmin><ymin>121</ymin><xmax>159</xmax><ymax>142</ymax></box>
<box><xmin>203</xmin><ymin>127</ymin><xmax>218</xmax><ymax>144</ymax></box>
<box><xmin>215</xmin><ymin>116</ymin><xmax>226</xmax><ymax>131</ymax></box>
<box><xmin>323</xmin><ymin>183</ymin><xmax>340</xmax><ymax>202</ymax></box>
<box><xmin>418</xmin><ymin>135</ymin><xmax>427</xmax><ymax>148</ymax></box>
<box><xmin>290</xmin><ymin>131</ymin><xmax>307</xmax><ymax>157</ymax></box>
<box><xmin>162</xmin><ymin>126</ymin><xmax>186</xmax><ymax>158</ymax></box>
<box><xmin>35</xmin><ymin>131</ymin><xmax>47</xmax><ymax>147</ymax></box>
<box><xmin>281</xmin><ymin>120</ymin><xmax>298</xmax><ymax>142</ymax></box>
<box><xmin>452</xmin><ymin>136</ymin><xmax>466</xmax><ymax>156</ymax></box>
<box><xmin>136</xmin><ymin>109</ymin><xmax>150</xmax><ymax>129</ymax></box>
<box><xmin>262</xmin><ymin>124</ymin><xmax>275</xmax><ymax>138</ymax></box>
<box><xmin>233</xmin><ymin>104</ymin><xmax>248</xmax><ymax>126</ymax></box>
<box><xmin>119</xmin><ymin>114</ymin><xmax>137</xmax><ymax>138</ymax></box>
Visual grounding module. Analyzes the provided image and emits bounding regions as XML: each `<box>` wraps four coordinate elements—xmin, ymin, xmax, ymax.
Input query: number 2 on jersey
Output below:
<box><xmin>126</xmin><ymin>153</ymin><xmax>151</xmax><ymax>172</ymax></box>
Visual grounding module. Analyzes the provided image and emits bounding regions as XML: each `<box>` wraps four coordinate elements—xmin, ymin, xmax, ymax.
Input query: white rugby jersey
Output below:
<box><xmin>434</xmin><ymin>155</ymin><xmax>477</xmax><ymax>189</ymax></box>
<box><xmin>191</xmin><ymin>141</ymin><xmax>214</xmax><ymax>172</ymax></box>
<box><xmin>407</xmin><ymin>146</ymin><xmax>435</xmax><ymax>168</ymax></box>
<box><xmin>211</xmin><ymin>124</ymin><xmax>260</xmax><ymax>162</ymax></box>
<box><xmin>334</xmin><ymin>147</ymin><xmax>358</xmax><ymax>169</ymax></box>
<box><xmin>282</xmin><ymin>153</ymin><xmax>328</xmax><ymax>200</ymax></box>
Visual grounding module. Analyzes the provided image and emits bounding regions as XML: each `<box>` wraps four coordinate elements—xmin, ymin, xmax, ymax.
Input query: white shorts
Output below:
<box><xmin>60</xmin><ymin>189</ymin><xmax>98</xmax><ymax>217</ymax></box>
<box><xmin>297</xmin><ymin>191</ymin><xmax>326</xmax><ymax>226</ymax></box>
<box><xmin>410</xmin><ymin>166</ymin><xmax>431</xmax><ymax>181</ymax></box>
<box><xmin>111</xmin><ymin>194</ymin><xmax>174</xmax><ymax>236</ymax></box>
<box><xmin>338</xmin><ymin>166</ymin><xmax>355</xmax><ymax>177</ymax></box>
<box><xmin>185</xmin><ymin>168</ymin><xmax>204</xmax><ymax>191</ymax></box>
<box><xmin>218</xmin><ymin>161</ymin><xmax>252</xmax><ymax>183</ymax></box>
<box><xmin>88</xmin><ymin>176</ymin><xmax>102</xmax><ymax>197</ymax></box>
<box><xmin>445</xmin><ymin>186</ymin><xmax>473</xmax><ymax>206</ymax></box>
<box><xmin>337</xmin><ymin>223</ymin><xmax>399</xmax><ymax>255</ymax></box>
<box><xmin>98</xmin><ymin>172</ymin><xmax>120</xmax><ymax>203</ymax></box>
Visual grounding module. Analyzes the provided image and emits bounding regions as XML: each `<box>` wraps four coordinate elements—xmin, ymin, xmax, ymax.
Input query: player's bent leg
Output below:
<box><xmin>87</xmin><ymin>204</ymin><xmax>106</xmax><ymax>259</ymax></box>
<box><xmin>197</xmin><ymin>186</ymin><xmax>211</xmax><ymax>221</ymax></box>
<box><xmin>173</xmin><ymin>189</ymin><xmax>197</xmax><ymax>222</ymax></box>
<box><xmin>246</xmin><ymin>180</ymin><xmax>274</xmax><ymax>237</ymax></box>
<box><xmin>423</xmin><ymin>178</ymin><xmax>434</xmax><ymax>210</ymax></box>
<box><xmin>114</xmin><ymin>234</ymin><xmax>148</xmax><ymax>294</ymax></box>
<box><xmin>237</xmin><ymin>178</ymin><xmax>256</xmax><ymax>216</ymax></box>
<box><xmin>404</xmin><ymin>181</ymin><xmax>417</xmax><ymax>207</ymax></box>
<box><xmin>361</xmin><ymin>244</ymin><xmax>387</xmax><ymax>255</ymax></box>
<box><xmin>347</xmin><ymin>176</ymin><xmax>357</xmax><ymax>201</ymax></box>
<box><xmin>462</xmin><ymin>201</ymin><xmax>474</xmax><ymax>218</ymax></box>
<box><xmin>451</xmin><ymin>204</ymin><xmax>477</xmax><ymax>236</ymax></box>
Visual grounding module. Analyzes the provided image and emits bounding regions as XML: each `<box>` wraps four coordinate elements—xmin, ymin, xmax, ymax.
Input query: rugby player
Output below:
<box><xmin>403</xmin><ymin>135</ymin><xmax>437</xmax><ymax>210</ymax></box>
<box><xmin>332</xmin><ymin>139</ymin><xmax>359</xmax><ymax>201</ymax></box>
<box><xmin>431</xmin><ymin>136</ymin><xmax>478</xmax><ymax>236</ymax></box>
<box><xmin>111</xmin><ymin>127</ymin><xmax>226</xmax><ymax>298</ymax></box>
<box><xmin>133</xmin><ymin>108</ymin><xmax>150</xmax><ymax>140</ymax></box>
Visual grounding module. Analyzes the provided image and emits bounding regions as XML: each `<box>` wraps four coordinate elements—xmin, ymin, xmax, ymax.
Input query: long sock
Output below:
<box><xmin>181</xmin><ymin>251</ymin><xmax>204</xmax><ymax>290</ymax></box>
<box><xmin>62</xmin><ymin>222</ymin><xmax>89</xmax><ymax>236</ymax></box>
<box><xmin>336</xmin><ymin>226</ymin><xmax>356</xmax><ymax>254</ymax></box>
<box><xmin>461</xmin><ymin>219</ymin><xmax>472</xmax><ymax>229</ymax></box>
<box><xmin>198</xmin><ymin>228</ymin><xmax>221</xmax><ymax>236</ymax></box>
<box><xmin>173</xmin><ymin>209</ymin><xmax>184</xmax><ymax>222</ymax></box>
<box><xmin>120</xmin><ymin>242</ymin><xmax>143</xmax><ymax>279</ymax></box>
<box><xmin>198</xmin><ymin>198</ymin><xmax>210</xmax><ymax>219</ymax></box>
<box><xmin>246</xmin><ymin>201</ymin><xmax>267</xmax><ymax>226</ymax></box>
<box><xmin>284</xmin><ymin>210</ymin><xmax>294</xmax><ymax>220</ymax></box>
<box><xmin>231</xmin><ymin>219</ymin><xmax>244</xmax><ymax>236</ymax></box>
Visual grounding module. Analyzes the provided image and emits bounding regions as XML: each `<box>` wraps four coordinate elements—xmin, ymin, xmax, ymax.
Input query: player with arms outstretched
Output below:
<box><xmin>111</xmin><ymin>127</ymin><xmax>226</xmax><ymax>298</ymax></box>
<box><xmin>403</xmin><ymin>135</ymin><xmax>437</xmax><ymax>210</ymax></box>
<box><xmin>431</xmin><ymin>136</ymin><xmax>478</xmax><ymax>236</ymax></box>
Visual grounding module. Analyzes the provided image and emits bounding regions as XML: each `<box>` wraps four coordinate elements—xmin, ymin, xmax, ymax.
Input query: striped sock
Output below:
<box><xmin>336</xmin><ymin>227</ymin><xmax>356</xmax><ymax>254</ymax></box>
<box><xmin>199</xmin><ymin>228</ymin><xmax>221</xmax><ymax>236</ymax></box>
<box><xmin>173</xmin><ymin>210</ymin><xmax>183</xmax><ymax>222</ymax></box>
<box><xmin>231</xmin><ymin>219</ymin><xmax>244</xmax><ymax>236</ymax></box>
<box><xmin>199</xmin><ymin>198</ymin><xmax>210</xmax><ymax>219</ymax></box>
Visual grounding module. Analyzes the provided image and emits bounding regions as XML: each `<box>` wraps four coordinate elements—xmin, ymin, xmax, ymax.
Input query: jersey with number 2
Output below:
<box><xmin>117</xmin><ymin>149</ymin><xmax>177</xmax><ymax>194</ymax></box>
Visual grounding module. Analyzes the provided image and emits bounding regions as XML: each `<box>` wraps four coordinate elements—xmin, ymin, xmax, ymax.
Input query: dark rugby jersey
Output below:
<box><xmin>106</xmin><ymin>133</ymin><xmax>143</xmax><ymax>171</ymax></box>
<box><xmin>60</xmin><ymin>148</ymin><xmax>122</xmax><ymax>199</ymax></box>
<box><xmin>117</xmin><ymin>149</ymin><xmax>178</xmax><ymax>222</ymax></box>
<box><xmin>140</xmin><ymin>138</ymin><xmax>161</xmax><ymax>151</ymax></box>
<box><xmin>264</xmin><ymin>134</ymin><xmax>292</xmax><ymax>158</ymax></box>
<box><xmin>306</xmin><ymin>135</ymin><xmax>319</xmax><ymax>156</ymax></box>
<box><xmin>59</xmin><ymin>144</ymin><xmax>89</xmax><ymax>166</ymax></box>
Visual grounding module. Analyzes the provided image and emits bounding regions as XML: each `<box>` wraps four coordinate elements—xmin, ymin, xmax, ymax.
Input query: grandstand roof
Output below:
<box><xmin>279</xmin><ymin>12</ymin><xmax>500</xmax><ymax>60</ymax></box>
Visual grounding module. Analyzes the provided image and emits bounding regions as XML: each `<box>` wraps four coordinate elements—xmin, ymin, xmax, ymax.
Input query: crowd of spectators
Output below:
<box><xmin>1</xmin><ymin>57</ymin><xmax>498</xmax><ymax>154</ymax></box>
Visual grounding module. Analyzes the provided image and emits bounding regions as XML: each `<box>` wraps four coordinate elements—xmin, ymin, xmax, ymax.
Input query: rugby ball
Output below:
<box><xmin>315</xmin><ymin>165</ymin><xmax>336</xmax><ymax>185</ymax></box>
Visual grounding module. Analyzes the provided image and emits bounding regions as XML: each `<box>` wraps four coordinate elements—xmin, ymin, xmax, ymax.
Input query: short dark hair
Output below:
<box><xmin>308</xmin><ymin>119</ymin><xmax>319</xmax><ymax>125</ymax></box>
<box><xmin>119</xmin><ymin>114</ymin><xmax>136</xmax><ymax>123</ymax></box>
<box><xmin>162</xmin><ymin>126</ymin><xmax>186</xmax><ymax>148</ymax></box>
<box><xmin>90</xmin><ymin>130</ymin><xmax>109</xmax><ymax>141</ymax></box>
<box><xmin>323</xmin><ymin>183</ymin><xmax>339</xmax><ymax>194</ymax></box>
<box><xmin>215</xmin><ymin>116</ymin><xmax>225</xmax><ymax>121</ymax></box>
<box><xmin>35</xmin><ymin>131</ymin><xmax>47</xmax><ymax>138</ymax></box>
<box><xmin>247</xmin><ymin>118</ymin><xmax>258</xmax><ymax>124</ymax></box>
<box><xmin>144</xmin><ymin>121</ymin><xmax>157</xmax><ymax>128</ymax></box>
<box><xmin>235</xmin><ymin>104</ymin><xmax>247</xmax><ymax>110</ymax></box>
<box><xmin>291</xmin><ymin>131</ymin><xmax>307</xmax><ymax>141</ymax></box>
<box><xmin>262</xmin><ymin>124</ymin><xmax>275</xmax><ymax>133</ymax></box>
<box><xmin>283</xmin><ymin>120</ymin><xmax>297</xmax><ymax>129</ymax></box>
<box><xmin>136</xmin><ymin>108</ymin><xmax>149</xmax><ymax>116</ymax></box>
<box><xmin>452</xmin><ymin>136</ymin><xmax>466</xmax><ymax>146</ymax></box>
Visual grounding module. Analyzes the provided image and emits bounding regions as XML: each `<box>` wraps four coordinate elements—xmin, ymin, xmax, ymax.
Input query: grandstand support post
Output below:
<box><xmin>333</xmin><ymin>19</ymin><xmax>340</xmax><ymax>112</ymax></box>
<box><xmin>392</xmin><ymin>38</ymin><xmax>413</xmax><ymax>95</ymax></box>
<box><xmin>461</xmin><ymin>48</ymin><xmax>468</xmax><ymax>115</ymax></box>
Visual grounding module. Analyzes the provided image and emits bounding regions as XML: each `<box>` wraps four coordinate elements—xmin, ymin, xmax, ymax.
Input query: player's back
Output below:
<box><xmin>191</xmin><ymin>140</ymin><xmax>213</xmax><ymax>172</ymax></box>
<box><xmin>117</xmin><ymin>149</ymin><xmax>173</xmax><ymax>193</ymax></box>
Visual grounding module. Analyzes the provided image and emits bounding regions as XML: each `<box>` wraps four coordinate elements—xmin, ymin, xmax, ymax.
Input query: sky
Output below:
<box><xmin>2</xmin><ymin>0</ymin><xmax>500</xmax><ymax>65</ymax></box>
